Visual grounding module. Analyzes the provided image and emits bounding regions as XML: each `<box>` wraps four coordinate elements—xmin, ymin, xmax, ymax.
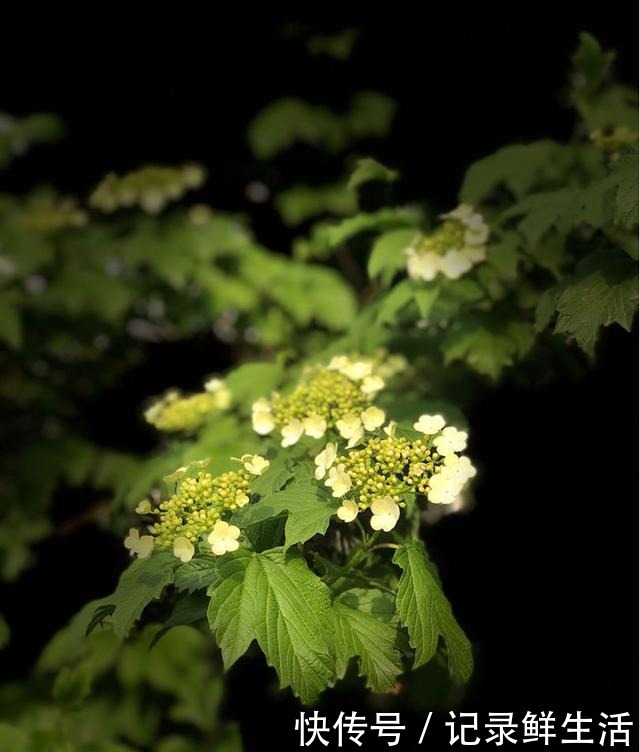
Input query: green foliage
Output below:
<box><xmin>332</xmin><ymin>589</ymin><xmax>403</xmax><ymax>693</ymax></box>
<box><xmin>1</xmin><ymin>31</ymin><xmax>637</xmax><ymax>744</ymax></box>
<box><xmin>207</xmin><ymin>548</ymin><xmax>335</xmax><ymax>704</ymax></box>
<box><xmin>247</xmin><ymin>92</ymin><xmax>395</xmax><ymax>160</ymax></box>
<box><xmin>394</xmin><ymin>541</ymin><xmax>473</xmax><ymax>684</ymax></box>
<box><xmin>549</xmin><ymin>249</ymin><xmax>638</xmax><ymax>356</ymax></box>
<box><xmin>233</xmin><ymin>481</ymin><xmax>339</xmax><ymax>551</ymax></box>
<box><xmin>348</xmin><ymin>157</ymin><xmax>399</xmax><ymax>191</ymax></box>
<box><xmin>99</xmin><ymin>552</ymin><xmax>179</xmax><ymax>638</ymax></box>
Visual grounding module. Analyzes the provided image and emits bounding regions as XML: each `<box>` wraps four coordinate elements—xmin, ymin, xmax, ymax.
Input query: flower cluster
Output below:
<box><xmin>125</xmin><ymin>454</ymin><xmax>270</xmax><ymax>561</ymax></box>
<box><xmin>406</xmin><ymin>204</ymin><xmax>489</xmax><ymax>282</ymax></box>
<box><xmin>145</xmin><ymin>378</ymin><xmax>231</xmax><ymax>432</ymax></box>
<box><xmin>89</xmin><ymin>164</ymin><xmax>206</xmax><ymax>214</ymax></box>
<box><xmin>314</xmin><ymin>413</ymin><xmax>476</xmax><ymax>531</ymax></box>
<box><xmin>252</xmin><ymin>352</ymin><xmax>406</xmax><ymax>447</ymax></box>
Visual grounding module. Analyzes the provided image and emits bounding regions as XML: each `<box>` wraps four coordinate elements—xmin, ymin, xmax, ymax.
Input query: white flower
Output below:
<box><xmin>281</xmin><ymin>418</ymin><xmax>304</xmax><ymax>447</ymax></box>
<box><xmin>440</xmin><ymin>249</ymin><xmax>474</xmax><ymax>280</ymax></box>
<box><xmin>343</xmin><ymin>360</ymin><xmax>373</xmax><ymax>381</ymax></box>
<box><xmin>204</xmin><ymin>377</ymin><xmax>223</xmax><ymax>393</ymax></box>
<box><xmin>406</xmin><ymin>249</ymin><xmax>440</xmax><ymax>281</ymax></box>
<box><xmin>442</xmin><ymin>204</ymin><xmax>475</xmax><ymax>222</ymax></box>
<box><xmin>370</xmin><ymin>496</ymin><xmax>400</xmax><ymax>532</ymax></box>
<box><xmin>328</xmin><ymin>355</ymin><xmax>349</xmax><ymax>371</ymax></box>
<box><xmin>252</xmin><ymin>410</ymin><xmax>275</xmax><ymax>435</ymax></box>
<box><xmin>336</xmin><ymin>413</ymin><xmax>362</xmax><ymax>441</ymax></box>
<box><xmin>413</xmin><ymin>413</ymin><xmax>446</xmax><ymax>435</ymax></box>
<box><xmin>360</xmin><ymin>406</ymin><xmax>386</xmax><ymax>432</ymax></box>
<box><xmin>173</xmin><ymin>536</ymin><xmax>195</xmax><ymax>562</ymax></box>
<box><xmin>144</xmin><ymin>401</ymin><xmax>163</xmax><ymax>424</ymax></box>
<box><xmin>314</xmin><ymin>442</ymin><xmax>337</xmax><ymax>480</ymax></box>
<box><xmin>135</xmin><ymin>499</ymin><xmax>152</xmax><ymax>514</ymax></box>
<box><xmin>235</xmin><ymin>492</ymin><xmax>250</xmax><ymax>508</ymax></box>
<box><xmin>303</xmin><ymin>414</ymin><xmax>327</xmax><ymax>439</ymax></box>
<box><xmin>251</xmin><ymin>397</ymin><xmax>271</xmax><ymax>414</ymax></box>
<box><xmin>242</xmin><ymin>454</ymin><xmax>270</xmax><ymax>475</ymax></box>
<box><xmin>336</xmin><ymin>499</ymin><xmax>359</xmax><ymax>522</ymax></box>
<box><xmin>433</xmin><ymin>426</ymin><xmax>468</xmax><ymax>455</ymax></box>
<box><xmin>383</xmin><ymin>421</ymin><xmax>398</xmax><ymax>437</ymax></box>
<box><xmin>324</xmin><ymin>463</ymin><xmax>352</xmax><ymax>498</ymax></box>
<box><xmin>464</xmin><ymin>225</ymin><xmax>489</xmax><ymax>246</ymax></box>
<box><xmin>124</xmin><ymin>528</ymin><xmax>154</xmax><ymax>558</ymax></box>
<box><xmin>360</xmin><ymin>375</ymin><xmax>385</xmax><ymax>395</ymax></box>
<box><xmin>208</xmin><ymin>521</ymin><xmax>240</xmax><ymax>556</ymax></box>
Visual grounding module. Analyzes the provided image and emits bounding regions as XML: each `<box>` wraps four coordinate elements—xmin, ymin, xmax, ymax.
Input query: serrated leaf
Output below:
<box><xmin>332</xmin><ymin>589</ymin><xmax>402</xmax><ymax>693</ymax></box>
<box><xmin>207</xmin><ymin>548</ymin><xmax>334</xmax><ymax>703</ymax></box>
<box><xmin>460</xmin><ymin>141</ymin><xmax>567</xmax><ymax>203</ymax></box>
<box><xmin>102</xmin><ymin>552</ymin><xmax>178</xmax><ymax>638</ymax></box>
<box><xmin>174</xmin><ymin>558</ymin><xmax>218</xmax><ymax>593</ymax></box>
<box><xmin>367</xmin><ymin>228</ymin><xmax>416</xmax><ymax>282</ymax></box>
<box><xmin>234</xmin><ymin>482</ymin><xmax>339</xmax><ymax>551</ymax></box>
<box><xmin>393</xmin><ymin>541</ymin><xmax>472</xmax><ymax>684</ymax></box>
<box><xmin>554</xmin><ymin>250</ymin><xmax>638</xmax><ymax>355</ymax></box>
<box><xmin>348</xmin><ymin>158</ymin><xmax>399</xmax><ymax>191</ymax></box>
<box><xmin>442</xmin><ymin>317</ymin><xmax>533</xmax><ymax>380</ymax></box>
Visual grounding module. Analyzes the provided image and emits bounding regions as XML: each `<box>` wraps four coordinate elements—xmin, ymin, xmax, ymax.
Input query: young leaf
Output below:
<box><xmin>233</xmin><ymin>482</ymin><xmax>339</xmax><ymax>551</ymax></box>
<box><xmin>207</xmin><ymin>548</ymin><xmax>335</xmax><ymax>704</ymax></box>
<box><xmin>393</xmin><ymin>541</ymin><xmax>472</xmax><ymax>684</ymax></box>
<box><xmin>332</xmin><ymin>589</ymin><xmax>403</xmax><ymax>693</ymax></box>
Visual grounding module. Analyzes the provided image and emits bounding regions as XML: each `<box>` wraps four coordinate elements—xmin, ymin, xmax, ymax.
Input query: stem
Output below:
<box><xmin>354</xmin><ymin>518</ymin><xmax>368</xmax><ymax>545</ymax></box>
<box><xmin>348</xmin><ymin>572</ymin><xmax>397</xmax><ymax>596</ymax></box>
<box><xmin>368</xmin><ymin>543</ymin><xmax>401</xmax><ymax>552</ymax></box>
<box><xmin>324</xmin><ymin>530</ymin><xmax>381</xmax><ymax>586</ymax></box>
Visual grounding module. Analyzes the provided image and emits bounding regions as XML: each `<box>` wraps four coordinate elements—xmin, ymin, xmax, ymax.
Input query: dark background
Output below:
<box><xmin>1</xmin><ymin>7</ymin><xmax>638</xmax><ymax>750</ymax></box>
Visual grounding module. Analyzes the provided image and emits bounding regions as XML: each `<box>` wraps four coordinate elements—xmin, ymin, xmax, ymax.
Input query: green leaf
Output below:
<box><xmin>442</xmin><ymin>317</ymin><xmax>534</xmax><ymax>380</ymax></box>
<box><xmin>234</xmin><ymin>482</ymin><xmax>339</xmax><ymax>551</ymax></box>
<box><xmin>103</xmin><ymin>552</ymin><xmax>179</xmax><ymax>638</ymax></box>
<box><xmin>275</xmin><ymin>183</ymin><xmax>356</xmax><ymax>226</ymax></box>
<box><xmin>393</xmin><ymin>541</ymin><xmax>472</xmax><ymax>684</ymax></box>
<box><xmin>327</xmin><ymin>208</ymin><xmax>417</xmax><ymax>249</ymax></box>
<box><xmin>207</xmin><ymin>548</ymin><xmax>334</xmax><ymax>704</ymax></box>
<box><xmin>367</xmin><ymin>228</ymin><xmax>416</xmax><ymax>282</ymax></box>
<box><xmin>571</xmin><ymin>33</ymin><xmax>615</xmax><ymax>97</ymax></box>
<box><xmin>174</xmin><ymin>558</ymin><xmax>218</xmax><ymax>593</ymax></box>
<box><xmin>486</xmin><ymin>235</ymin><xmax>521</xmax><ymax>279</ymax></box>
<box><xmin>413</xmin><ymin>284</ymin><xmax>440</xmax><ymax>320</ymax></box>
<box><xmin>460</xmin><ymin>141</ymin><xmax>567</xmax><ymax>203</ymax></box>
<box><xmin>609</xmin><ymin>151</ymin><xmax>638</xmax><ymax>229</ymax></box>
<box><xmin>348</xmin><ymin>158</ymin><xmax>399</xmax><ymax>191</ymax></box>
<box><xmin>554</xmin><ymin>250</ymin><xmax>638</xmax><ymax>355</ymax></box>
<box><xmin>376</xmin><ymin>279</ymin><xmax>415</xmax><ymax>324</ymax></box>
<box><xmin>332</xmin><ymin>589</ymin><xmax>403</xmax><ymax>693</ymax></box>
<box><xmin>225</xmin><ymin>362</ymin><xmax>283</xmax><ymax>408</ymax></box>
